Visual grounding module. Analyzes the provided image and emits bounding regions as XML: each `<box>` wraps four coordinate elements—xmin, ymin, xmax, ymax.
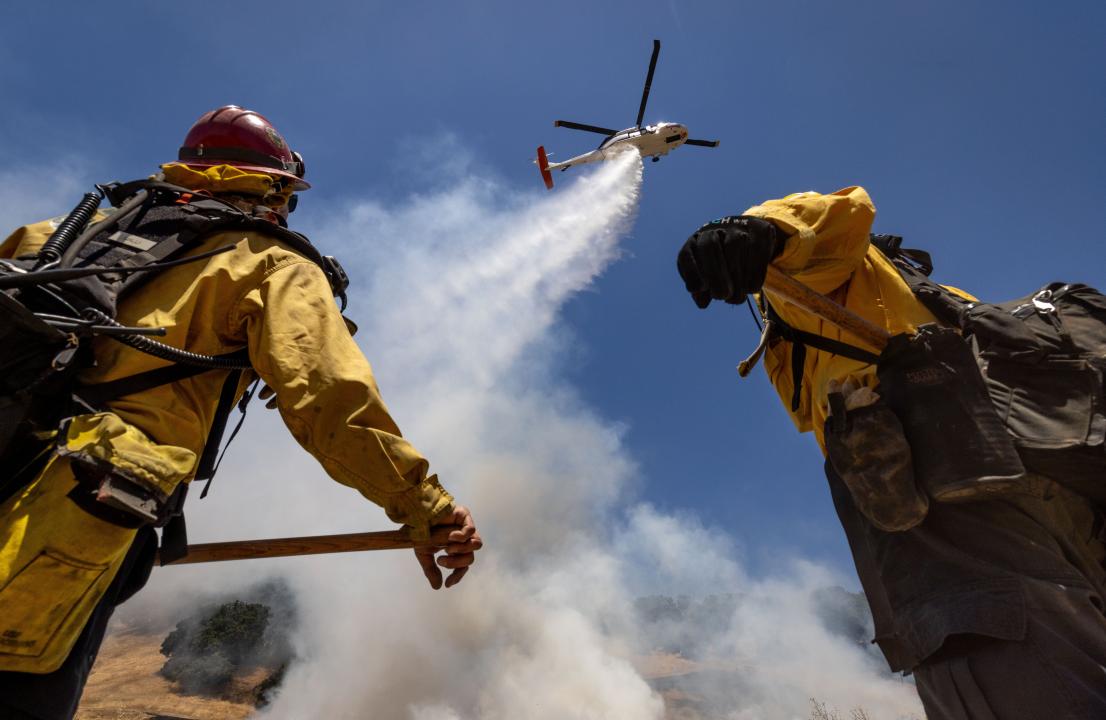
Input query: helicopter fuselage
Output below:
<box><xmin>548</xmin><ymin>122</ymin><xmax>689</xmax><ymax>173</ymax></box>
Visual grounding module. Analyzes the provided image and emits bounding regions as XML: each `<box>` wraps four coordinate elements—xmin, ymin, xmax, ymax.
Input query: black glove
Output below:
<box><xmin>676</xmin><ymin>216</ymin><xmax>785</xmax><ymax>308</ymax></box>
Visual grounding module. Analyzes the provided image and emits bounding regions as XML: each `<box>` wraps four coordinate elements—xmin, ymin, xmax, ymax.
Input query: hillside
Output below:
<box><xmin>75</xmin><ymin>587</ymin><xmax>882</xmax><ymax>720</ymax></box>
<box><xmin>78</xmin><ymin>623</ymin><xmax>741</xmax><ymax>720</ymax></box>
<box><xmin>75</xmin><ymin>623</ymin><xmax>257</xmax><ymax>720</ymax></box>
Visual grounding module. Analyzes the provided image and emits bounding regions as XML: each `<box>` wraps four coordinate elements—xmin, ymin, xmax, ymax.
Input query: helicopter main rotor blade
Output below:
<box><xmin>635</xmin><ymin>39</ymin><xmax>661</xmax><ymax>128</ymax></box>
<box><xmin>554</xmin><ymin>120</ymin><xmax>619</xmax><ymax>136</ymax></box>
<box><xmin>685</xmin><ymin>138</ymin><xmax>720</xmax><ymax>147</ymax></box>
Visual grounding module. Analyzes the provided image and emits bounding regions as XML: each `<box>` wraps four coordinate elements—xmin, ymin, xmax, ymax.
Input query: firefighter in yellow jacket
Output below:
<box><xmin>0</xmin><ymin>106</ymin><xmax>482</xmax><ymax>719</ymax></box>
<box><xmin>677</xmin><ymin>187</ymin><xmax>1106</xmax><ymax>718</ymax></box>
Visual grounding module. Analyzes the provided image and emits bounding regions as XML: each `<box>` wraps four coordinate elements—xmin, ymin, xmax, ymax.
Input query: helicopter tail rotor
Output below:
<box><xmin>536</xmin><ymin>146</ymin><xmax>554</xmax><ymax>190</ymax></box>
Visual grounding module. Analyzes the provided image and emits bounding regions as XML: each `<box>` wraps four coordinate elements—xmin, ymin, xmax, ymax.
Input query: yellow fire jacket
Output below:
<box><xmin>744</xmin><ymin>186</ymin><xmax>974</xmax><ymax>452</ymax></box>
<box><xmin>0</xmin><ymin>204</ymin><xmax>452</xmax><ymax>672</ymax></box>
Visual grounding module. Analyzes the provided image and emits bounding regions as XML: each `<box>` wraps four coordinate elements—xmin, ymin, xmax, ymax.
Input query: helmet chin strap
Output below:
<box><xmin>215</xmin><ymin>194</ymin><xmax>261</xmax><ymax>213</ymax></box>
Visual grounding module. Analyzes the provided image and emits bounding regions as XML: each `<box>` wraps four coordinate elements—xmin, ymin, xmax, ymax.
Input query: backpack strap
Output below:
<box><xmin>194</xmin><ymin>370</ymin><xmax>254</xmax><ymax>497</ymax></box>
<box><xmin>75</xmin><ymin>351</ymin><xmax>249</xmax><ymax>409</ymax></box>
<box><xmin>763</xmin><ymin>301</ymin><xmax>881</xmax><ymax>411</ymax></box>
<box><xmin>77</xmin><ymin>356</ymin><xmax>255</xmax><ymax>487</ymax></box>
<box><xmin>102</xmin><ymin>179</ymin><xmax>350</xmax><ymax>307</ymax></box>
<box><xmin>869</xmin><ymin>234</ymin><xmax>971</xmax><ymax>328</ymax></box>
<box><xmin>157</xmin><ymin>485</ymin><xmax>190</xmax><ymax>565</ymax></box>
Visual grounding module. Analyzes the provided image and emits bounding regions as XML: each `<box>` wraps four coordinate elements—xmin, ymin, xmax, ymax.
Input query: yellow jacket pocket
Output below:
<box><xmin>0</xmin><ymin>456</ymin><xmax>138</xmax><ymax>672</ymax></box>
<box><xmin>0</xmin><ymin>550</ymin><xmax>107</xmax><ymax>659</ymax></box>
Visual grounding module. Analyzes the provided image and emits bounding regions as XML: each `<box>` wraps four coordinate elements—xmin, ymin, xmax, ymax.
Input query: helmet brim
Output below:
<box><xmin>175</xmin><ymin>159</ymin><xmax>311</xmax><ymax>191</ymax></box>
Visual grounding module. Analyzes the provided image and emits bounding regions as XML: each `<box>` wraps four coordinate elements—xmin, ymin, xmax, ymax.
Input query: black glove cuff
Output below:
<box><xmin>677</xmin><ymin>215</ymin><xmax>789</xmax><ymax>308</ymax></box>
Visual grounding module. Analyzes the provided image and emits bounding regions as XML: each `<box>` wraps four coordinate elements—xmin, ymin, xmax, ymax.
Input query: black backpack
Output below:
<box><xmin>759</xmin><ymin>234</ymin><xmax>1106</xmax><ymax>503</ymax></box>
<box><xmin>872</xmin><ymin>235</ymin><xmax>1106</xmax><ymax>503</ymax></box>
<box><xmin>0</xmin><ymin>180</ymin><xmax>349</xmax><ymax>558</ymax></box>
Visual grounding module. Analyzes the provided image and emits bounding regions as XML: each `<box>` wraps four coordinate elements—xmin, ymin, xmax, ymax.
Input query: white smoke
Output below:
<box><xmin>254</xmin><ymin>149</ymin><xmax>660</xmax><ymax>720</ymax></box>
<box><xmin>121</xmin><ymin>148</ymin><xmax>922</xmax><ymax>719</ymax></box>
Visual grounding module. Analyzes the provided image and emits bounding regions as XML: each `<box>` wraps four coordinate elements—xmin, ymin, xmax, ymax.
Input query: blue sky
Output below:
<box><xmin>3</xmin><ymin>0</ymin><xmax>1104</xmax><ymax>581</ymax></box>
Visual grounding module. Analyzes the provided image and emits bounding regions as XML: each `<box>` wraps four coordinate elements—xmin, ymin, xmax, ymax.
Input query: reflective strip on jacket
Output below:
<box><xmin>0</xmin><ymin>213</ymin><xmax>452</xmax><ymax>672</ymax></box>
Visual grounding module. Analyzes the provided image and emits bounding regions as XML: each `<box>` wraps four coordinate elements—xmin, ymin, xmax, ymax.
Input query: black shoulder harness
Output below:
<box><xmin>76</xmin><ymin>180</ymin><xmax>352</xmax><ymax>561</ymax></box>
<box><xmin>763</xmin><ymin>234</ymin><xmax>946</xmax><ymax>412</ymax></box>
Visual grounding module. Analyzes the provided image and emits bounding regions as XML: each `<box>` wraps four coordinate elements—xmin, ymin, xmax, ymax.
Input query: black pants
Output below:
<box><xmin>914</xmin><ymin>579</ymin><xmax>1106</xmax><ymax>720</ymax></box>
<box><xmin>0</xmin><ymin>526</ymin><xmax>156</xmax><ymax>720</ymax></box>
<box><xmin>826</xmin><ymin>455</ymin><xmax>1106</xmax><ymax>718</ymax></box>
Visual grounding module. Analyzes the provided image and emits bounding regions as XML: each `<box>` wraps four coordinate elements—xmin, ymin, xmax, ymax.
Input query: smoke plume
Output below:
<box><xmin>124</xmin><ymin>147</ymin><xmax>922</xmax><ymax>719</ymax></box>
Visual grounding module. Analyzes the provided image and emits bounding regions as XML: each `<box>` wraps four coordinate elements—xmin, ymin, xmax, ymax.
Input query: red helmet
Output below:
<box><xmin>177</xmin><ymin>105</ymin><xmax>310</xmax><ymax>190</ymax></box>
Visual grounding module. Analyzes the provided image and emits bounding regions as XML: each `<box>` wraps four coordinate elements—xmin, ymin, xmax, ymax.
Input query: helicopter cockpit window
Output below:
<box><xmin>597</xmin><ymin>133</ymin><xmax>619</xmax><ymax>149</ymax></box>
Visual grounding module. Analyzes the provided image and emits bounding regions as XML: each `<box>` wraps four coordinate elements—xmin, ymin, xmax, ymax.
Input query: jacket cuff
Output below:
<box><xmin>742</xmin><ymin>206</ymin><xmax>816</xmax><ymax>273</ymax></box>
<box><xmin>383</xmin><ymin>474</ymin><xmax>455</xmax><ymax>541</ymax></box>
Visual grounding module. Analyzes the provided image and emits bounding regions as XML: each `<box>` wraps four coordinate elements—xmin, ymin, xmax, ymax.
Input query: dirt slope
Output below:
<box><xmin>76</xmin><ymin>628</ymin><xmax>255</xmax><ymax>720</ymax></box>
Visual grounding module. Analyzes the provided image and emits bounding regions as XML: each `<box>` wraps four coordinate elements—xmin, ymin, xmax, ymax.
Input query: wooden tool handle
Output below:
<box><xmin>157</xmin><ymin>526</ymin><xmax>456</xmax><ymax>566</ymax></box>
<box><xmin>763</xmin><ymin>265</ymin><xmax>892</xmax><ymax>352</ymax></box>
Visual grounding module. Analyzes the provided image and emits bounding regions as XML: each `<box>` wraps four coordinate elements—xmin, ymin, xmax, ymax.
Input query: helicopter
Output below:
<box><xmin>536</xmin><ymin>39</ymin><xmax>719</xmax><ymax>190</ymax></box>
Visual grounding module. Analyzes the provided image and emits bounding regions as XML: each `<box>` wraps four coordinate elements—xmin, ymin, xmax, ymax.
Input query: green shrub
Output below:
<box><xmin>160</xmin><ymin>596</ymin><xmax>288</xmax><ymax>697</ymax></box>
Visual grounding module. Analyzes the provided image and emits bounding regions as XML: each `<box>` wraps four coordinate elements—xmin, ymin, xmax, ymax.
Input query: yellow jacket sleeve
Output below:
<box><xmin>743</xmin><ymin>186</ymin><xmax>875</xmax><ymax>296</ymax></box>
<box><xmin>233</xmin><ymin>259</ymin><xmax>453</xmax><ymax>538</ymax></box>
